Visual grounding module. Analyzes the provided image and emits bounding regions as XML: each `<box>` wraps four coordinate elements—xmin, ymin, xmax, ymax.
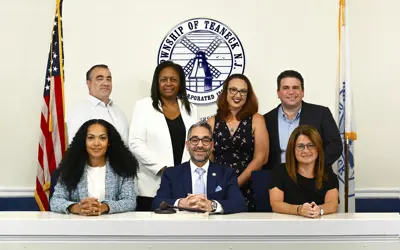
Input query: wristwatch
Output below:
<box><xmin>320</xmin><ymin>206</ymin><xmax>324</xmax><ymax>216</ymax></box>
<box><xmin>211</xmin><ymin>200</ymin><xmax>217</xmax><ymax>212</ymax></box>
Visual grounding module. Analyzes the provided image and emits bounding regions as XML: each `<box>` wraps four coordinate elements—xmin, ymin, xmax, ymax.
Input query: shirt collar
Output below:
<box><xmin>189</xmin><ymin>160</ymin><xmax>210</xmax><ymax>174</ymax></box>
<box><xmin>87</xmin><ymin>95</ymin><xmax>113</xmax><ymax>107</ymax></box>
<box><xmin>279</xmin><ymin>105</ymin><xmax>302</xmax><ymax>121</ymax></box>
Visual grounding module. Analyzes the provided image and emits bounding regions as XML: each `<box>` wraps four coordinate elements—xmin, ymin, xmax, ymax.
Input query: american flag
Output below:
<box><xmin>34</xmin><ymin>0</ymin><xmax>67</xmax><ymax>211</ymax></box>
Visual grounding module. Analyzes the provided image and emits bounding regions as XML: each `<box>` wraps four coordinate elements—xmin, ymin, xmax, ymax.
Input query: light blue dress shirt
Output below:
<box><xmin>278</xmin><ymin>106</ymin><xmax>301</xmax><ymax>163</ymax></box>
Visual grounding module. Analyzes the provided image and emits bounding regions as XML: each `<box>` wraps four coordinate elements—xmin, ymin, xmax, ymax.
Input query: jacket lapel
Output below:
<box><xmin>77</xmin><ymin>166</ymin><xmax>89</xmax><ymax>200</ymax></box>
<box><xmin>299</xmin><ymin>101</ymin><xmax>308</xmax><ymax>125</ymax></box>
<box><xmin>207</xmin><ymin>164</ymin><xmax>218</xmax><ymax>196</ymax></box>
<box><xmin>272</xmin><ymin>105</ymin><xmax>281</xmax><ymax>157</ymax></box>
<box><xmin>104</xmin><ymin>163</ymin><xmax>112</xmax><ymax>201</ymax></box>
<box><xmin>181</xmin><ymin>162</ymin><xmax>193</xmax><ymax>195</ymax></box>
<box><xmin>179</xmin><ymin>99</ymin><xmax>192</xmax><ymax>163</ymax></box>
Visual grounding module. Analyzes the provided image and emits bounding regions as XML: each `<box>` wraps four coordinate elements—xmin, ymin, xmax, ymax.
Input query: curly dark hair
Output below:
<box><xmin>151</xmin><ymin>60</ymin><xmax>192</xmax><ymax>115</ymax></box>
<box><xmin>58</xmin><ymin>119</ymin><xmax>138</xmax><ymax>191</ymax></box>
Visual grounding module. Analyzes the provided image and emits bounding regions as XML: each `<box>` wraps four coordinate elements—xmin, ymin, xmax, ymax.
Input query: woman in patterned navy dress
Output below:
<box><xmin>207</xmin><ymin>74</ymin><xmax>269</xmax><ymax>211</ymax></box>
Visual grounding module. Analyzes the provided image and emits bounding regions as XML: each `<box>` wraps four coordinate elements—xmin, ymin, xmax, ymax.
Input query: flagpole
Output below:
<box><xmin>344</xmin><ymin>137</ymin><xmax>349</xmax><ymax>212</ymax></box>
<box><xmin>344</xmin><ymin>0</ymin><xmax>352</xmax><ymax>213</ymax></box>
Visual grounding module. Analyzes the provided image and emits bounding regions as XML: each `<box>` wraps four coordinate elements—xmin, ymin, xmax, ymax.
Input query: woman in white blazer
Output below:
<box><xmin>129</xmin><ymin>61</ymin><xmax>198</xmax><ymax>211</ymax></box>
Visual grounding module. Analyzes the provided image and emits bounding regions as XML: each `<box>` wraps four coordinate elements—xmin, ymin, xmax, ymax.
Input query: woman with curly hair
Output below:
<box><xmin>50</xmin><ymin>119</ymin><xmax>138</xmax><ymax>215</ymax></box>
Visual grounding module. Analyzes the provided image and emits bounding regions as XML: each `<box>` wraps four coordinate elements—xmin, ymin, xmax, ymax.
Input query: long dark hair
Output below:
<box><xmin>150</xmin><ymin>60</ymin><xmax>192</xmax><ymax>115</ymax></box>
<box><xmin>58</xmin><ymin>119</ymin><xmax>138</xmax><ymax>191</ymax></box>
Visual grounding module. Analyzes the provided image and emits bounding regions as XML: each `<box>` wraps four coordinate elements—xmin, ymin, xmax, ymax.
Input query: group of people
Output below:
<box><xmin>50</xmin><ymin>61</ymin><xmax>343</xmax><ymax>218</ymax></box>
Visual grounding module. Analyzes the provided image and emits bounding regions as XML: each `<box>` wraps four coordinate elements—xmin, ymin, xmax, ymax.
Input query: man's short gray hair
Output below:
<box><xmin>187</xmin><ymin>121</ymin><xmax>213</xmax><ymax>140</ymax></box>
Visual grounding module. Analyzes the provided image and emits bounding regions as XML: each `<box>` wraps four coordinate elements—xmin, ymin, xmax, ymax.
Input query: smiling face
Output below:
<box><xmin>186</xmin><ymin>126</ymin><xmax>214</xmax><ymax>165</ymax></box>
<box><xmin>86</xmin><ymin>123</ymin><xmax>108</xmax><ymax>162</ymax></box>
<box><xmin>277</xmin><ymin>77</ymin><xmax>304</xmax><ymax>109</ymax></box>
<box><xmin>294</xmin><ymin>134</ymin><xmax>318</xmax><ymax>166</ymax></box>
<box><xmin>87</xmin><ymin>67</ymin><xmax>112</xmax><ymax>104</ymax></box>
<box><xmin>158</xmin><ymin>66</ymin><xmax>180</xmax><ymax>99</ymax></box>
<box><xmin>226</xmin><ymin>78</ymin><xmax>248</xmax><ymax>110</ymax></box>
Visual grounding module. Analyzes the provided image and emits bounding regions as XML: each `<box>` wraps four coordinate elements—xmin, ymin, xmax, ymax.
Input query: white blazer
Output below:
<box><xmin>128</xmin><ymin>97</ymin><xmax>198</xmax><ymax>197</ymax></box>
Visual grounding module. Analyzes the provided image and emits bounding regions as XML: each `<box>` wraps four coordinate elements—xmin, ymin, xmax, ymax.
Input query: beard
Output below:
<box><xmin>189</xmin><ymin>147</ymin><xmax>210</xmax><ymax>162</ymax></box>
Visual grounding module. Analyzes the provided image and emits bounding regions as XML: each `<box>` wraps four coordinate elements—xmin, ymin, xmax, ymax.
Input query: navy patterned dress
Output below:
<box><xmin>213</xmin><ymin>116</ymin><xmax>255</xmax><ymax>211</ymax></box>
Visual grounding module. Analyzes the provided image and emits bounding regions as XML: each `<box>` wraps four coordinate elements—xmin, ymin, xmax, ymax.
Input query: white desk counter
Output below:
<box><xmin>0</xmin><ymin>212</ymin><xmax>399</xmax><ymax>250</ymax></box>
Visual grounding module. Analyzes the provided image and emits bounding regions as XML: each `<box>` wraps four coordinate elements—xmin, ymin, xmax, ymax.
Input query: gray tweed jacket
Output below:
<box><xmin>50</xmin><ymin>163</ymin><xmax>136</xmax><ymax>214</ymax></box>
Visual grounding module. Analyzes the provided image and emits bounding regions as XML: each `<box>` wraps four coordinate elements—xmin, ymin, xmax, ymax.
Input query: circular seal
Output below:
<box><xmin>157</xmin><ymin>18</ymin><xmax>246</xmax><ymax>104</ymax></box>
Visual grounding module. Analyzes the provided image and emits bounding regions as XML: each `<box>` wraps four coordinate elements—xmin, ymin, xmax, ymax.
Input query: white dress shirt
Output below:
<box><xmin>66</xmin><ymin>95</ymin><xmax>129</xmax><ymax>145</ymax></box>
<box><xmin>86</xmin><ymin>165</ymin><xmax>106</xmax><ymax>201</ymax></box>
<box><xmin>174</xmin><ymin>160</ymin><xmax>223</xmax><ymax>213</ymax></box>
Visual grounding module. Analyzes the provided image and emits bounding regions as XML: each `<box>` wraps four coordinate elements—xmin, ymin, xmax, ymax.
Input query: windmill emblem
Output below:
<box><xmin>158</xmin><ymin>18</ymin><xmax>245</xmax><ymax>104</ymax></box>
<box><xmin>181</xmin><ymin>36</ymin><xmax>222</xmax><ymax>91</ymax></box>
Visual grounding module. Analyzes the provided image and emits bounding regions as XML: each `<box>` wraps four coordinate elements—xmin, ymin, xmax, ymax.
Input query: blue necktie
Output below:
<box><xmin>194</xmin><ymin>168</ymin><xmax>206</xmax><ymax>195</ymax></box>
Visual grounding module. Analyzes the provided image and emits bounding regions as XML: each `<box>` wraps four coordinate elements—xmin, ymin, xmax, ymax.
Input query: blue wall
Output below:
<box><xmin>0</xmin><ymin>197</ymin><xmax>40</xmax><ymax>211</ymax></box>
<box><xmin>0</xmin><ymin>197</ymin><xmax>398</xmax><ymax>212</ymax></box>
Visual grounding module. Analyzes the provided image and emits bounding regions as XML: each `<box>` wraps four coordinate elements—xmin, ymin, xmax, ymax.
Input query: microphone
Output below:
<box><xmin>154</xmin><ymin>201</ymin><xmax>206</xmax><ymax>214</ymax></box>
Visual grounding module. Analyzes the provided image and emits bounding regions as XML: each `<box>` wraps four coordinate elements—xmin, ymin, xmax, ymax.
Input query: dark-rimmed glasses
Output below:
<box><xmin>228</xmin><ymin>87</ymin><xmax>248</xmax><ymax>96</ymax></box>
<box><xmin>295</xmin><ymin>143</ymin><xmax>316</xmax><ymax>151</ymax></box>
<box><xmin>188</xmin><ymin>136</ymin><xmax>213</xmax><ymax>146</ymax></box>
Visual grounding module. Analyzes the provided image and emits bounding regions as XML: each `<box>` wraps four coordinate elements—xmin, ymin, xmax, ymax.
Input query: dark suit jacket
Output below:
<box><xmin>152</xmin><ymin>161</ymin><xmax>247</xmax><ymax>214</ymax></box>
<box><xmin>263</xmin><ymin>101</ymin><xmax>343</xmax><ymax>170</ymax></box>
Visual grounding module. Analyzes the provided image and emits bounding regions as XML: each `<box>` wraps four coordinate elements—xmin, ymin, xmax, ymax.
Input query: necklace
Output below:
<box><xmin>227</xmin><ymin>118</ymin><xmax>239</xmax><ymax>134</ymax></box>
<box><xmin>227</xmin><ymin>122</ymin><xmax>236</xmax><ymax>133</ymax></box>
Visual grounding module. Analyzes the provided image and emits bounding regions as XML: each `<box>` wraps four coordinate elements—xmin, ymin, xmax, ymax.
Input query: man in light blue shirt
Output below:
<box><xmin>278</xmin><ymin>106</ymin><xmax>301</xmax><ymax>163</ymax></box>
<box><xmin>263</xmin><ymin>70</ymin><xmax>342</xmax><ymax>169</ymax></box>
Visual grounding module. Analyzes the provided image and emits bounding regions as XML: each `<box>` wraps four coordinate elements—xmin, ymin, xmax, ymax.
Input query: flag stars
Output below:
<box><xmin>53</xmin><ymin>53</ymin><xmax>58</xmax><ymax>59</ymax></box>
<box><xmin>53</xmin><ymin>66</ymin><xmax>58</xmax><ymax>72</ymax></box>
<box><xmin>47</xmin><ymin>77</ymin><xmax>51</xmax><ymax>82</ymax></box>
<box><xmin>54</xmin><ymin>22</ymin><xmax>57</xmax><ymax>26</ymax></box>
<box><xmin>45</xmin><ymin>85</ymin><xmax>50</xmax><ymax>91</ymax></box>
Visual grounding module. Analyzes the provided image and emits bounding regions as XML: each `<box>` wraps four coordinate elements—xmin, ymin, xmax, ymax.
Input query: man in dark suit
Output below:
<box><xmin>152</xmin><ymin>122</ymin><xmax>247</xmax><ymax>214</ymax></box>
<box><xmin>263</xmin><ymin>70</ymin><xmax>342</xmax><ymax>170</ymax></box>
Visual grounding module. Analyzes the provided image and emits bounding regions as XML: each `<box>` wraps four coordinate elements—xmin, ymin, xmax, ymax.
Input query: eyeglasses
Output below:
<box><xmin>295</xmin><ymin>143</ymin><xmax>316</xmax><ymax>151</ymax></box>
<box><xmin>228</xmin><ymin>87</ymin><xmax>248</xmax><ymax>96</ymax></box>
<box><xmin>188</xmin><ymin>136</ymin><xmax>213</xmax><ymax>146</ymax></box>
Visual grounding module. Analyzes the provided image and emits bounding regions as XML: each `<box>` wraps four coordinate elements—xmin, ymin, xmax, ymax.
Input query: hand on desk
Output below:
<box><xmin>310</xmin><ymin>202</ymin><xmax>321</xmax><ymax>218</ymax></box>
<box><xmin>298</xmin><ymin>202</ymin><xmax>321</xmax><ymax>218</ymax></box>
<box><xmin>68</xmin><ymin>197</ymin><xmax>109</xmax><ymax>216</ymax></box>
<box><xmin>179</xmin><ymin>194</ymin><xmax>212</xmax><ymax>212</ymax></box>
